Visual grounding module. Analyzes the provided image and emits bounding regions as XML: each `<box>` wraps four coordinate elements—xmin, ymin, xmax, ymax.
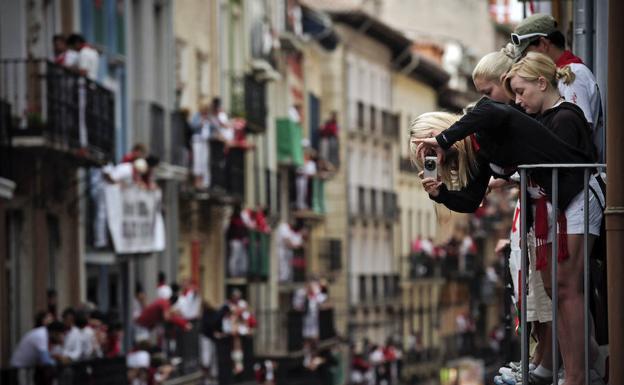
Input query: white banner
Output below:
<box><xmin>105</xmin><ymin>183</ymin><xmax>166</xmax><ymax>254</ymax></box>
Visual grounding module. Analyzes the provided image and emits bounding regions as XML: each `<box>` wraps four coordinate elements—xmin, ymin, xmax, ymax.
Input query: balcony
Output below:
<box><xmin>0</xmin><ymin>59</ymin><xmax>114</xmax><ymax>163</ymax></box>
<box><xmin>276</xmin><ymin>118</ymin><xmax>304</xmax><ymax>166</ymax></box>
<box><xmin>255</xmin><ymin>308</ymin><xmax>338</xmax><ymax>357</ymax></box>
<box><xmin>0</xmin><ymin>357</ymin><xmax>128</xmax><ymax>385</ymax></box>
<box><xmin>208</xmin><ymin>139</ymin><xmax>246</xmax><ymax>202</ymax></box>
<box><xmin>295</xmin><ymin>176</ymin><xmax>326</xmax><ymax>219</ymax></box>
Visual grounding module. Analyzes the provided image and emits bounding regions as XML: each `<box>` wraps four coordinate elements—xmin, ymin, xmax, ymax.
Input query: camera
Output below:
<box><xmin>423</xmin><ymin>156</ymin><xmax>437</xmax><ymax>179</ymax></box>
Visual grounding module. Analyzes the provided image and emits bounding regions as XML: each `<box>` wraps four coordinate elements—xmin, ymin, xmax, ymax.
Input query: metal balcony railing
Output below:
<box><xmin>0</xmin><ymin>357</ymin><xmax>127</xmax><ymax>385</ymax></box>
<box><xmin>0</xmin><ymin>59</ymin><xmax>114</xmax><ymax>160</ymax></box>
<box><xmin>208</xmin><ymin>139</ymin><xmax>245</xmax><ymax>200</ymax></box>
<box><xmin>254</xmin><ymin>308</ymin><xmax>337</xmax><ymax>357</ymax></box>
<box><xmin>517</xmin><ymin>163</ymin><xmax>606</xmax><ymax>385</ymax></box>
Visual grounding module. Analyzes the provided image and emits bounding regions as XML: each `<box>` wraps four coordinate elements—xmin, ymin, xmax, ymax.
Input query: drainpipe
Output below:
<box><xmin>606</xmin><ymin>1</ymin><xmax>624</xmax><ymax>384</ymax></box>
<box><xmin>573</xmin><ymin>0</ymin><xmax>594</xmax><ymax>70</ymax></box>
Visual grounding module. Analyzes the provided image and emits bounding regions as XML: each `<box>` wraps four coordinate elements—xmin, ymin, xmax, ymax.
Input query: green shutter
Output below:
<box><xmin>276</xmin><ymin>118</ymin><xmax>304</xmax><ymax>167</ymax></box>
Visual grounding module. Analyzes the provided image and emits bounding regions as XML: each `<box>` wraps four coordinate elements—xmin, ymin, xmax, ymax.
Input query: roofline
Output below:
<box><xmin>328</xmin><ymin>10</ymin><xmax>449</xmax><ymax>89</ymax></box>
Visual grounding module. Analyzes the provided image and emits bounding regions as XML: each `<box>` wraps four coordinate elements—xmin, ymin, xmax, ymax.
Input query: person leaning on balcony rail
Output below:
<box><xmin>319</xmin><ymin>111</ymin><xmax>339</xmax><ymax>167</ymax></box>
<box><xmin>10</xmin><ymin>321</ymin><xmax>66</xmax><ymax>368</ymax></box>
<box><xmin>411</xmin><ymin>98</ymin><xmax>604</xmax><ymax>385</ymax></box>
<box><xmin>66</xmin><ymin>33</ymin><xmax>99</xmax><ymax>81</ymax></box>
<box><xmin>293</xmin><ymin>278</ymin><xmax>328</xmax><ymax>369</ymax></box>
<box><xmin>53</xmin><ymin>34</ymin><xmax>78</xmax><ymax>67</ymax></box>
<box><xmin>190</xmin><ymin>103</ymin><xmax>213</xmax><ymax>189</ymax></box>
<box><xmin>472</xmin><ymin>48</ymin><xmax>556</xmax><ymax>384</ymax></box>
<box><xmin>503</xmin><ymin>52</ymin><xmax>605</xmax><ymax>385</ymax></box>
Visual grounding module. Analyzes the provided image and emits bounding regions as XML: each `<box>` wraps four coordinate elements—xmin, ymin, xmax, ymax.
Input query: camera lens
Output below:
<box><xmin>424</xmin><ymin>160</ymin><xmax>435</xmax><ymax>171</ymax></box>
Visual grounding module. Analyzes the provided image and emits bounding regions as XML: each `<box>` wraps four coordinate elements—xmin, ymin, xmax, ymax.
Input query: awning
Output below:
<box><xmin>302</xmin><ymin>6</ymin><xmax>339</xmax><ymax>51</ymax></box>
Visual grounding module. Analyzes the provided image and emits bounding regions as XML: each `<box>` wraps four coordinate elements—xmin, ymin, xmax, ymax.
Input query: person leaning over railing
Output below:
<box><xmin>410</xmin><ymin>97</ymin><xmax>604</xmax><ymax>385</ymax></box>
<box><xmin>473</xmin><ymin>47</ymin><xmax>557</xmax><ymax>384</ymax></box>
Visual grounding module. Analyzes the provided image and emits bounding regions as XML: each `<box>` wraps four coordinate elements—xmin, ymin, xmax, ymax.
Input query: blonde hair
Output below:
<box><xmin>472</xmin><ymin>48</ymin><xmax>514</xmax><ymax>84</ymax></box>
<box><xmin>503</xmin><ymin>51</ymin><xmax>575</xmax><ymax>97</ymax></box>
<box><xmin>409</xmin><ymin>112</ymin><xmax>480</xmax><ymax>189</ymax></box>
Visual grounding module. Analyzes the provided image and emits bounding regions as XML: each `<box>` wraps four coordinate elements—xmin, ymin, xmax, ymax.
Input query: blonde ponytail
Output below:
<box><xmin>503</xmin><ymin>52</ymin><xmax>573</xmax><ymax>97</ymax></box>
<box><xmin>556</xmin><ymin>65</ymin><xmax>576</xmax><ymax>85</ymax></box>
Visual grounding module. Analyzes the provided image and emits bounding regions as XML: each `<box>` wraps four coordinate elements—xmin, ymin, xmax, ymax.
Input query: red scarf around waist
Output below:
<box><xmin>534</xmin><ymin>196</ymin><xmax>569</xmax><ymax>270</ymax></box>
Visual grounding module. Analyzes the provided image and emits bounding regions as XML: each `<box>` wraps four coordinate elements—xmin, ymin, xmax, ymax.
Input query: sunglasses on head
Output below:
<box><xmin>511</xmin><ymin>32</ymin><xmax>548</xmax><ymax>46</ymax></box>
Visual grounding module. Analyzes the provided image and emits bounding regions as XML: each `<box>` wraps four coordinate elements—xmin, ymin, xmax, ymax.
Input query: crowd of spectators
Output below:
<box><xmin>9</xmin><ymin>290</ymin><xmax>124</xmax><ymax>372</ymax></box>
<box><xmin>350</xmin><ymin>338</ymin><xmax>403</xmax><ymax>385</ymax></box>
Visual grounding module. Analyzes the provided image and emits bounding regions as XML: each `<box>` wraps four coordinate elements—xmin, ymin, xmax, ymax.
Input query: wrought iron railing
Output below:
<box><xmin>0</xmin><ymin>59</ymin><xmax>114</xmax><ymax>160</ymax></box>
<box><xmin>517</xmin><ymin>163</ymin><xmax>606</xmax><ymax>385</ymax></box>
<box><xmin>0</xmin><ymin>357</ymin><xmax>127</xmax><ymax>385</ymax></box>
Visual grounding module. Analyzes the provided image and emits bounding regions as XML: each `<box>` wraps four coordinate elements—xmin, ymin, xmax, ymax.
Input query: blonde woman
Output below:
<box><xmin>472</xmin><ymin>46</ymin><xmax>515</xmax><ymax>104</ymax></box>
<box><xmin>504</xmin><ymin>52</ymin><xmax>604</xmax><ymax>385</ymax></box>
<box><xmin>473</xmin><ymin>49</ymin><xmax>556</xmax><ymax>385</ymax></box>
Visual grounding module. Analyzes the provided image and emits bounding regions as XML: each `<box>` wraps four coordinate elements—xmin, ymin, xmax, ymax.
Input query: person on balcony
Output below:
<box><xmin>190</xmin><ymin>103</ymin><xmax>213</xmax><ymax>189</ymax></box>
<box><xmin>277</xmin><ymin>220</ymin><xmax>304</xmax><ymax>282</ymax></box>
<box><xmin>227</xmin><ymin>205</ymin><xmax>250</xmax><ymax>278</ymax></box>
<box><xmin>319</xmin><ymin>111</ymin><xmax>339</xmax><ymax>167</ymax></box>
<box><xmin>135</xmin><ymin>295</ymin><xmax>192</xmax><ymax>333</ymax></box>
<box><xmin>10</xmin><ymin>320</ymin><xmax>66</xmax><ymax>368</ymax></box>
<box><xmin>53</xmin><ymin>34</ymin><xmax>78</xmax><ymax>67</ymax></box>
<box><xmin>296</xmin><ymin>142</ymin><xmax>317</xmax><ymax>211</ymax></box>
<box><xmin>66</xmin><ymin>33</ymin><xmax>99</xmax><ymax>81</ymax></box>
<box><xmin>293</xmin><ymin>278</ymin><xmax>328</xmax><ymax>369</ymax></box>
<box><xmin>200</xmin><ymin>301</ymin><xmax>223</xmax><ymax>383</ymax></box>
<box><xmin>209</xmin><ymin>97</ymin><xmax>234</xmax><ymax>144</ymax></box>
<box><xmin>222</xmin><ymin>290</ymin><xmax>257</xmax><ymax>375</ymax></box>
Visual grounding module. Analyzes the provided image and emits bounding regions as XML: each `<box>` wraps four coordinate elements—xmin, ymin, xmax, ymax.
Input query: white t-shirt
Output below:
<box><xmin>558</xmin><ymin>62</ymin><xmax>604</xmax><ymax>160</ymax></box>
<box><xmin>63</xmin><ymin>326</ymin><xmax>83</xmax><ymax>361</ymax></box>
<box><xmin>277</xmin><ymin>223</ymin><xmax>302</xmax><ymax>252</ymax></box>
<box><xmin>79</xmin><ymin>326</ymin><xmax>98</xmax><ymax>359</ymax></box>
<box><xmin>79</xmin><ymin>46</ymin><xmax>100</xmax><ymax>80</ymax></box>
<box><xmin>103</xmin><ymin>162</ymin><xmax>134</xmax><ymax>184</ymax></box>
<box><xmin>157</xmin><ymin>284</ymin><xmax>173</xmax><ymax>300</ymax></box>
<box><xmin>64</xmin><ymin>49</ymin><xmax>80</xmax><ymax>68</ymax></box>
<box><xmin>10</xmin><ymin>327</ymin><xmax>49</xmax><ymax>367</ymax></box>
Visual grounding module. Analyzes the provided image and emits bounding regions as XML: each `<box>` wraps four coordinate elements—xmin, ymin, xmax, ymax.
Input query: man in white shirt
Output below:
<box><xmin>10</xmin><ymin>321</ymin><xmax>66</xmax><ymax>368</ymax></box>
<box><xmin>61</xmin><ymin>308</ymin><xmax>83</xmax><ymax>362</ymax></box>
<box><xmin>67</xmin><ymin>33</ymin><xmax>100</xmax><ymax>80</ymax></box>
<box><xmin>512</xmin><ymin>14</ymin><xmax>605</xmax><ymax>161</ymax></box>
<box><xmin>277</xmin><ymin>221</ymin><xmax>304</xmax><ymax>282</ymax></box>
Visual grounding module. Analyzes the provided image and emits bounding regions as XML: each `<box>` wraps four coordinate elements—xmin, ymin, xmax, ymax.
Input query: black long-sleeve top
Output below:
<box><xmin>432</xmin><ymin>97</ymin><xmax>592</xmax><ymax>212</ymax></box>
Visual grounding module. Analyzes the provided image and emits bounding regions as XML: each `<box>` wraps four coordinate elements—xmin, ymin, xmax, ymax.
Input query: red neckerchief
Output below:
<box><xmin>555</xmin><ymin>50</ymin><xmax>584</xmax><ymax>68</ymax></box>
<box><xmin>533</xmin><ymin>196</ymin><xmax>569</xmax><ymax>270</ymax></box>
<box><xmin>469</xmin><ymin>134</ymin><xmax>480</xmax><ymax>152</ymax></box>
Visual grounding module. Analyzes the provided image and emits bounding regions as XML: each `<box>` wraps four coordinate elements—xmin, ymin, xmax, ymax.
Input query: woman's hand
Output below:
<box><xmin>419</xmin><ymin>171</ymin><xmax>443</xmax><ymax>197</ymax></box>
<box><xmin>412</xmin><ymin>137</ymin><xmax>445</xmax><ymax>164</ymax></box>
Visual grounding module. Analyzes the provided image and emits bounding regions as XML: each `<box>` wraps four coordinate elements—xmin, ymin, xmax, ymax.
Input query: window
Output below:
<box><xmin>370</xmin><ymin>105</ymin><xmax>376</xmax><ymax>131</ymax></box>
<box><xmin>357</xmin><ymin>101</ymin><xmax>365</xmax><ymax>129</ymax></box>
<box><xmin>383</xmin><ymin>275</ymin><xmax>390</xmax><ymax>298</ymax></box>
<box><xmin>371</xmin><ymin>275</ymin><xmax>378</xmax><ymax>300</ymax></box>
<box><xmin>359</xmin><ymin>275</ymin><xmax>367</xmax><ymax>302</ymax></box>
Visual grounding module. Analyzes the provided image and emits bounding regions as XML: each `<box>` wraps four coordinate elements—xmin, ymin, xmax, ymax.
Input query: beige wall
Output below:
<box><xmin>367</xmin><ymin>0</ymin><xmax>497</xmax><ymax>58</ymax></box>
<box><xmin>173</xmin><ymin>0</ymin><xmax>220</xmax><ymax>112</ymax></box>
